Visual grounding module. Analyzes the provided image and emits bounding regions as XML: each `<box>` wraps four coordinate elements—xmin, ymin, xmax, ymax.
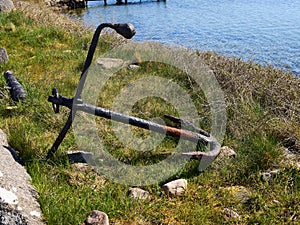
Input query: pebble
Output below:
<box><xmin>128</xmin><ymin>64</ymin><xmax>140</xmax><ymax>70</ymax></box>
<box><xmin>224</xmin><ymin>208</ymin><xmax>241</xmax><ymax>220</ymax></box>
<box><xmin>128</xmin><ymin>187</ymin><xmax>151</xmax><ymax>200</ymax></box>
<box><xmin>220</xmin><ymin>146</ymin><xmax>237</xmax><ymax>158</ymax></box>
<box><xmin>162</xmin><ymin>179</ymin><xmax>187</xmax><ymax>196</ymax></box>
<box><xmin>82</xmin><ymin>210</ymin><xmax>109</xmax><ymax>225</ymax></box>
<box><xmin>261</xmin><ymin>170</ymin><xmax>280</xmax><ymax>182</ymax></box>
<box><xmin>67</xmin><ymin>151</ymin><xmax>94</xmax><ymax>164</ymax></box>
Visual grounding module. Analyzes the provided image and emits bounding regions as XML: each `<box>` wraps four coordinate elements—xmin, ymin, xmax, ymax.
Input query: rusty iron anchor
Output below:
<box><xmin>46</xmin><ymin>23</ymin><xmax>221</xmax><ymax>171</ymax></box>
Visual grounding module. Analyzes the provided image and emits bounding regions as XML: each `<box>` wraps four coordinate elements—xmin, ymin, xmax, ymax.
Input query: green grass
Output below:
<box><xmin>0</xmin><ymin>2</ymin><xmax>299</xmax><ymax>224</ymax></box>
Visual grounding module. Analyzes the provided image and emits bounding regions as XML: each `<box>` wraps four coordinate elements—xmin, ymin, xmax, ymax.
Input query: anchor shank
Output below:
<box><xmin>74</xmin><ymin>102</ymin><xmax>210</xmax><ymax>144</ymax></box>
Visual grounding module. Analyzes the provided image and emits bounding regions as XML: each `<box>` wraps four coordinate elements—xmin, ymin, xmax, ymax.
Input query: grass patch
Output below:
<box><xmin>0</xmin><ymin>2</ymin><xmax>299</xmax><ymax>224</ymax></box>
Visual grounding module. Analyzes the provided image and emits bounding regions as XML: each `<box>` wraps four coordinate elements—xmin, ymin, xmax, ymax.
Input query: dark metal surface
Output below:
<box><xmin>4</xmin><ymin>71</ymin><xmax>26</xmax><ymax>102</ymax></box>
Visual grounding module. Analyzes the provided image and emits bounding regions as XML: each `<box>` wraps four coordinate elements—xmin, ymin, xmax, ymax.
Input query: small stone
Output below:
<box><xmin>224</xmin><ymin>208</ymin><xmax>241</xmax><ymax>220</ymax></box>
<box><xmin>261</xmin><ymin>170</ymin><xmax>280</xmax><ymax>182</ymax></box>
<box><xmin>162</xmin><ymin>179</ymin><xmax>187</xmax><ymax>196</ymax></box>
<box><xmin>220</xmin><ymin>146</ymin><xmax>237</xmax><ymax>158</ymax></box>
<box><xmin>67</xmin><ymin>151</ymin><xmax>94</xmax><ymax>164</ymax></box>
<box><xmin>128</xmin><ymin>188</ymin><xmax>151</xmax><ymax>200</ymax></box>
<box><xmin>82</xmin><ymin>210</ymin><xmax>109</xmax><ymax>225</ymax></box>
<box><xmin>96</xmin><ymin>58</ymin><xmax>124</xmax><ymax>69</ymax></box>
<box><xmin>0</xmin><ymin>48</ymin><xmax>8</xmax><ymax>63</ymax></box>
<box><xmin>261</xmin><ymin>172</ymin><xmax>272</xmax><ymax>181</ymax></box>
<box><xmin>0</xmin><ymin>171</ymin><xmax>3</xmax><ymax>177</ymax></box>
<box><xmin>0</xmin><ymin>187</ymin><xmax>18</xmax><ymax>205</ymax></box>
<box><xmin>128</xmin><ymin>64</ymin><xmax>140</xmax><ymax>70</ymax></box>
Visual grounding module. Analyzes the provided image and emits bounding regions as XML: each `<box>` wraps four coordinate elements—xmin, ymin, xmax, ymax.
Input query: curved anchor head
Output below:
<box><xmin>113</xmin><ymin>23</ymin><xmax>136</xmax><ymax>39</ymax></box>
<box><xmin>182</xmin><ymin>138</ymin><xmax>221</xmax><ymax>171</ymax></box>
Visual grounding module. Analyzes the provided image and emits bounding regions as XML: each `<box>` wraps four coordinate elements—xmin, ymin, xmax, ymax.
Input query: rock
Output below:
<box><xmin>96</xmin><ymin>58</ymin><xmax>124</xmax><ymax>69</ymax></box>
<box><xmin>128</xmin><ymin>64</ymin><xmax>140</xmax><ymax>70</ymax></box>
<box><xmin>162</xmin><ymin>179</ymin><xmax>187</xmax><ymax>196</ymax></box>
<box><xmin>261</xmin><ymin>170</ymin><xmax>280</xmax><ymax>182</ymax></box>
<box><xmin>0</xmin><ymin>48</ymin><xmax>8</xmax><ymax>63</ymax></box>
<box><xmin>222</xmin><ymin>186</ymin><xmax>251</xmax><ymax>204</ymax></box>
<box><xmin>281</xmin><ymin>147</ymin><xmax>299</xmax><ymax>168</ymax></box>
<box><xmin>67</xmin><ymin>151</ymin><xmax>94</xmax><ymax>164</ymax></box>
<box><xmin>219</xmin><ymin>146</ymin><xmax>237</xmax><ymax>158</ymax></box>
<box><xmin>128</xmin><ymin>187</ymin><xmax>151</xmax><ymax>200</ymax></box>
<box><xmin>82</xmin><ymin>210</ymin><xmax>109</xmax><ymax>225</ymax></box>
<box><xmin>224</xmin><ymin>208</ymin><xmax>241</xmax><ymax>220</ymax></box>
<box><xmin>0</xmin><ymin>0</ymin><xmax>15</xmax><ymax>13</ymax></box>
<box><xmin>272</xmin><ymin>199</ymin><xmax>281</xmax><ymax>205</ymax></box>
<box><xmin>0</xmin><ymin>129</ymin><xmax>44</xmax><ymax>225</ymax></box>
<box><xmin>211</xmin><ymin>146</ymin><xmax>237</xmax><ymax>170</ymax></box>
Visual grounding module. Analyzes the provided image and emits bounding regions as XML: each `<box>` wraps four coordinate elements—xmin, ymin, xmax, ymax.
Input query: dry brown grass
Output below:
<box><xmin>199</xmin><ymin>52</ymin><xmax>300</xmax><ymax>151</ymax></box>
<box><xmin>14</xmin><ymin>0</ymin><xmax>89</xmax><ymax>35</ymax></box>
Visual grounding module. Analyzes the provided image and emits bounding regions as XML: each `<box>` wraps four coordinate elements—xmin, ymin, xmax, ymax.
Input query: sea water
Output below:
<box><xmin>72</xmin><ymin>0</ymin><xmax>300</xmax><ymax>75</ymax></box>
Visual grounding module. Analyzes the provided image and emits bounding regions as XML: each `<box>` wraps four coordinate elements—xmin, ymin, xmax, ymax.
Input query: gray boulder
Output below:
<box><xmin>0</xmin><ymin>0</ymin><xmax>15</xmax><ymax>13</ymax></box>
<box><xmin>0</xmin><ymin>129</ymin><xmax>44</xmax><ymax>225</ymax></box>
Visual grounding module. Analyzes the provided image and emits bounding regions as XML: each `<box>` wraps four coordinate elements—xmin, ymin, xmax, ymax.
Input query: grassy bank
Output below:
<box><xmin>0</xmin><ymin>2</ymin><xmax>299</xmax><ymax>224</ymax></box>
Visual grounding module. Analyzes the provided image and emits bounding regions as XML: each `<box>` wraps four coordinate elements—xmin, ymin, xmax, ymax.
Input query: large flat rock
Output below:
<box><xmin>0</xmin><ymin>129</ymin><xmax>44</xmax><ymax>225</ymax></box>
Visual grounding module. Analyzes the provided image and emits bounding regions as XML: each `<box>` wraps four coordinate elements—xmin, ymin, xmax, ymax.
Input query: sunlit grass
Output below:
<box><xmin>0</xmin><ymin>2</ymin><xmax>299</xmax><ymax>224</ymax></box>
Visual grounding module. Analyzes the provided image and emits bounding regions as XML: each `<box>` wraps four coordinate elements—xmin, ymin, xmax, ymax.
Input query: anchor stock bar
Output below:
<box><xmin>48</xmin><ymin>94</ymin><xmax>211</xmax><ymax>144</ymax></box>
<box><xmin>47</xmin><ymin>92</ymin><xmax>219</xmax><ymax>160</ymax></box>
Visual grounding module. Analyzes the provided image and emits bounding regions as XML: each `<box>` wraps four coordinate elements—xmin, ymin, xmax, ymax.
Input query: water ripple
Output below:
<box><xmin>73</xmin><ymin>0</ymin><xmax>300</xmax><ymax>75</ymax></box>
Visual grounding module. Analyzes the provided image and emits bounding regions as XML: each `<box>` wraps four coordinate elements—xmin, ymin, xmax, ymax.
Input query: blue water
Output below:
<box><xmin>73</xmin><ymin>0</ymin><xmax>300</xmax><ymax>75</ymax></box>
